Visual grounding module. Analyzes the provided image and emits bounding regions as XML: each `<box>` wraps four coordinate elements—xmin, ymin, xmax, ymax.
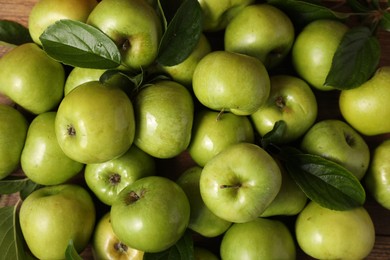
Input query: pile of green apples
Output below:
<box><xmin>1</xmin><ymin>0</ymin><xmax>390</xmax><ymax>259</ymax></box>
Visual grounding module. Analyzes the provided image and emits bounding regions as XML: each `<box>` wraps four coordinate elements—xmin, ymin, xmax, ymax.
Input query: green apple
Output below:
<box><xmin>0</xmin><ymin>104</ymin><xmax>28</xmax><ymax>179</ymax></box>
<box><xmin>295</xmin><ymin>201</ymin><xmax>375</xmax><ymax>259</ymax></box>
<box><xmin>339</xmin><ymin>66</ymin><xmax>390</xmax><ymax>136</ymax></box>
<box><xmin>0</xmin><ymin>43</ymin><xmax>65</xmax><ymax>114</ymax></box>
<box><xmin>300</xmin><ymin>119</ymin><xmax>370</xmax><ymax>180</ymax></box>
<box><xmin>21</xmin><ymin>111</ymin><xmax>84</xmax><ymax>185</ymax></box>
<box><xmin>194</xmin><ymin>246</ymin><xmax>219</xmax><ymax>260</ymax></box>
<box><xmin>292</xmin><ymin>19</ymin><xmax>349</xmax><ymax>91</ymax></box>
<box><xmin>110</xmin><ymin>176</ymin><xmax>190</xmax><ymax>253</ymax></box>
<box><xmin>365</xmin><ymin>139</ymin><xmax>390</xmax><ymax>210</ymax></box>
<box><xmin>251</xmin><ymin>74</ymin><xmax>318</xmax><ymax>144</ymax></box>
<box><xmin>176</xmin><ymin>166</ymin><xmax>232</xmax><ymax>237</ymax></box>
<box><xmin>133</xmin><ymin>80</ymin><xmax>194</xmax><ymax>159</ymax></box>
<box><xmin>55</xmin><ymin>80</ymin><xmax>135</xmax><ymax>164</ymax></box>
<box><xmin>64</xmin><ymin>67</ymin><xmax>106</xmax><ymax>95</ymax></box>
<box><xmin>85</xmin><ymin>145</ymin><xmax>156</xmax><ymax>206</ymax></box>
<box><xmin>187</xmin><ymin>109</ymin><xmax>254</xmax><ymax>167</ymax></box>
<box><xmin>28</xmin><ymin>0</ymin><xmax>98</xmax><ymax>45</ymax></box>
<box><xmin>224</xmin><ymin>3</ymin><xmax>295</xmax><ymax>69</ymax></box>
<box><xmin>87</xmin><ymin>0</ymin><xmax>163</xmax><ymax>70</ymax></box>
<box><xmin>193</xmin><ymin>50</ymin><xmax>270</xmax><ymax>116</ymax></box>
<box><xmin>19</xmin><ymin>184</ymin><xmax>96</xmax><ymax>260</ymax></box>
<box><xmin>220</xmin><ymin>217</ymin><xmax>296</xmax><ymax>260</ymax></box>
<box><xmin>198</xmin><ymin>0</ymin><xmax>255</xmax><ymax>32</ymax></box>
<box><xmin>199</xmin><ymin>142</ymin><xmax>282</xmax><ymax>223</ymax></box>
<box><xmin>92</xmin><ymin>212</ymin><xmax>144</xmax><ymax>260</ymax></box>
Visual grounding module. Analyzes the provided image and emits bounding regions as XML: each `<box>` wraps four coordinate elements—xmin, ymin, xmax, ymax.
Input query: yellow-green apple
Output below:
<box><xmin>0</xmin><ymin>43</ymin><xmax>65</xmax><ymax>114</ymax></box>
<box><xmin>110</xmin><ymin>176</ymin><xmax>190</xmax><ymax>253</ymax></box>
<box><xmin>251</xmin><ymin>74</ymin><xmax>318</xmax><ymax>144</ymax></box>
<box><xmin>87</xmin><ymin>0</ymin><xmax>163</xmax><ymax>70</ymax></box>
<box><xmin>339</xmin><ymin>66</ymin><xmax>390</xmax><ymax>136</ymax></box>
<box><xmin>28</xmin><ymin>0</ymin><xmax>98</xmax><ymax>45</ymax></box>
<box><xmin>176</xmin><ymin>166</ymin><xmax>232</xmax><ymax>237</ymax></box>
<box><xmin>300</xmin><ymin>119</ymin><xmax>370</xmax><ymax>180</ymax></box>
<box><xmin>21</xmin><ymin>112</ymin><xmax>84</xmax><ymax>185</ymax></box>
<box><xmin>295</xmin><ymin>201</ymin><xmax>375</xmax><ymax>259</ymax></box>
<box><xmin>220</xmin><ymin>217</ymin><xmax>296</xmax><ymax>259</ymax></box>
<box><xmin>292</xmin><ymin>19</ymin><xmax>349</xmax><ymax>91</ymax></box>
<box><xmin>0</xmin><ymin>104</ymin><xmax>28</xmax><ymax>179</ymax></box>
<box><xmin>365</xmin><ymin>139</ymin><xmax>390</xmax><ymax>210</ymax></box>
<box><xmin>55</xmin><ymin>80</ymin><xmax>135</xmax><ymax>164</ymax></box>
<box><xmin>64</xmin><ymin>67</ymin><xmax>106</xmax><ymax>95</ymax></box>
<box><xmin>92</xmin><ymin>212</ymin><xmax>144</xmax><ymax>260</ymax></box>
<box><xmin>198</xmin><ymin>0</ymin><xmax>255</xmax><ymax>31</ymax></box>
<box><xmin>133</xmin><ymin>80</ymin><xmax>194</xmax><ymax>159</ymax></box>
<box><xmin>187</xmin><ymin>109</ymin><xmax>254</xmax><ymax>167</ymax></box>
<box><xmin>224</xmin><ymin>4</ymin><xmax>295</xmax><ymax>69</ymax></box>
<box><xmin>194</xmin><ymin>246</ymin><xmax>219</xmax><ymax>260</ymax></box>
<box><xmin>199</xmin><ymin>142</ymin><xmax>281</xmax><ymax>223</ymax></box>
<box><xmin>193</xmin><ymin>50</ymin><xmax>270</xmax><ymax>116</ymax></box>
<box><xmin>19</xmin><ymin>184</ymin><xmax>96</xmax><ymax>260</ymax></box>
<box><xmin>84</xmin><ymin>145</ymin><xmax>156</xmax><ymax>206</ymax></box>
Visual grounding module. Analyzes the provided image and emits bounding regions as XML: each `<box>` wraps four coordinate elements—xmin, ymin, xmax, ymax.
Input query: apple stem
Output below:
<box><xmin>125</xmin><ymin>191</ymin><xmax>141</xmax><ymax>205</ymax></box>
<box><xmin>220</xmin><ymin>183</ymin><xmax>241</xmax><ymax>189</ymax></box>
<box><xmin>216</xmin><ymin>108</ymin><xmax>225</xmax><ymax>121</ymax></box>
<box><xmin>67</xmin><ymin>125</ymin><xmax>76</xmax><ymax>136</ymax></box>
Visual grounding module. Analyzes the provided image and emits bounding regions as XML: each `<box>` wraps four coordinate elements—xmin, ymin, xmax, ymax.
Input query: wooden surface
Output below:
<box><xmin>1</xmin><ymin>0</ymin><xmax>390</xmax><ymax>259</ymax></box>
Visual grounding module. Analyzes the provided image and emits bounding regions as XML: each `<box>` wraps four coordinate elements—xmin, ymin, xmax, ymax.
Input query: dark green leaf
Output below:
<box><xmin>19</xmin><ymin>181</ymin><xmax>42</xmax><ymax>201</ymax></box>
<box><xmin>380</xmin><ymin>12</ymin><xmax>390</xmax><ymax>32</ymax></box>
<box><xmin>279</xmin><ymin>146</ymin><xmax>366</xmax><ymax>211</ymax></box>
<box><xmin>346</xmin><ymin>0</ymin><xmax>373</xmax><ymax>13</ymax></box>
<box><xmin>40</xmin><ymin>19</ymin><xmax>121</xmax><ymax>69</ymax></box>
<box><xmin>99</xmin><ymin>69</ymin><xmax>143</xmax><ymax>98</ymax></box>
<box><xmin>325</xmin><ymin>26</ymin><xmax>381</xmax><ymax>89</ymax></box>
<box><xmin>65</xmin><ymin>240</ymin><xmax>83</xmax><ymax>260</ymax></box>
<box><xmin>261</xmin><ymin>120</ymin><xmax>287</xmax><ymax>149</ymax></box>
<box><xmin>157</xmin><ymin>0</ymin><xmax>203</xmax><ymax>66</ymax></box>
<box><xmin>0</xmin><ymin>178</ymin><xmax>31</xmax><ymax>195</ymax></box>
<box><xmin>0</xmin><ymin>20</ymin><xmax>32</xmax><ymax>45</ymax></box>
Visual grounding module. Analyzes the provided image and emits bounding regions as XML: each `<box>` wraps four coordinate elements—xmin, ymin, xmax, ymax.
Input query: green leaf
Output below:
<box><xmin>279</xmin><ymin>147</ymin><xmax>366</xmax><ymax>211</ymax></box>
<box><xmin>0</xmin><ymin>20</ymin><xmax>32</xmax><ymax>45</ymax></box>
<box><xmin>0</xmin><ymin>178</ymin><xmax>32</xmax><ymax>195</ymax></box>
<box><xmin>260</xmin><ymin>120</ymin><xmax>287</xmax><ymax>149</ymax></box>
<box><xmin>40</xmin><ymin>19</ymin><xmax>121</xmax><ymax>69</ymax></box>
<box><xmin>65</xmin><ymin>240</ymin><xmax>83</xmax><ymax>260</ymax></box>
<box><xmin>325</xmin><ymin>26</ymin><xmax>381</xmax><ymax>89</ymax></box>
<box><xmin>156</xmin><ymin>0</ymin><xmax>203</xmax><ymax>66</ymax></box>
<box><xmin>380</xmin><ymin>12</ymin><xmax>390</xmax><ymax>32</ymax></box>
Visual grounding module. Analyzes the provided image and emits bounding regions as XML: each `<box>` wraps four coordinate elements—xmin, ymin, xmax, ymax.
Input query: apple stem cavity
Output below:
<box><xmin>67</xmin><ymin>124</ymin><xmax>76</xmax><ymax>136</ymax></box>
<box><xmin>109</xmin><ymin>173</ymin><xmax>121</xmax><ymax>185</ymax></box>
<box><xmin>220</xmin><ymin>183</ymin><xmax>242</xmax><ymax>189</ymax></box>
<box><xmin>114</xmin><ymin>242</ymin><xmax>128</xmax><ymax>254</ymax></box>
<box><xmin>275</xmin><ymin>96</ymin><xmax>286</xmax><ymax>109</ymax></box>
<box><xmin>344</xmin><ymin>132</ymin><xmax>355</xmax><ymax>147</ymax></box>
<box><xmin>124</xmin><ymin>190</ymin><xmax>146</xmax><ymax>205</ymax></box>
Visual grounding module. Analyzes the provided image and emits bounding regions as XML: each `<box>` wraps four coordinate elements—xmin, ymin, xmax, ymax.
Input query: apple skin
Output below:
<box><xmin>199</xmin><ymin>142</ymin><xmax>282</xmax><ymax>223</ymax></box>
<box><xmin>193</xmin><ymin>50</ymin><xmax>270</xmax><ymax>116</ymax></box>
<box><xmin>55</xmin><ymin>80</ymin><xmax>135</xmax><ymax>164</ymax></box>
<box><xmin>194</xmin><ymin>246</ymin><xmax>219</xmax><ymax>260</ymax></box>
<box><xmin>0</xmin><ymin>104</ymin><xmax>28</xmax><ymax>179</ymax></box>
<box><xmin>64</xmin><ymin>67</ymin><xmax>106</xmax><ymax>95</ymax></box>
<box><xmin>87</xmin><ymin>0</ymin><xmax>163</xmax><ymax>70</ymax></box>
<box><xmin>0</xmin><ymin>43</ymin><xmax>65</xmax><ymax>114</ymax></box>
<box><xmin>292</xmin><ymin>19</ymin><xmax>349</xmax><ymax>91</ymax></box>
<box><xmin>21</xmin><ymin>111</ymin><xmax>84</xmax><ymax>185</ymax></box>
<box><xmin>339</xmin><ymin>66</ymin><xmax>390</xmax><ymax>136</ymax></box>
<box><xmin>19</xmin><ymin>184</ymin><xmax>96</xmax><ymax>260</ymax></box>
<box><xmin>300</xmin><ymin>119</ymin><xmax>370</xmax><ymax>180</ymax></box>
<box><xmin>295</xmin><ymin>201</ymin><xmax>375</xmax><ymax>259</ymax></box>
<box><xmin>110</xmin><ymin>176</ymin><xmax>191</xmax><ymax>253</ymax></box>
<box><xmin>84</xmin><ymin>145</ymin><xmax>156</xmax><ymax>206</ymax></box>
<box><xmin>176</xmin><ymin>166</ymin><xmax>232</xmax><ymax>237</ymax></box>
<box><xmin>220</xmin><ymin>217</ymin><xmax>296</xmax><ymax>260</ymax></box>
<box><xmin>28</xmin><ymin>0</ymin><xmax>98</xmax><ymax>45</ymax></box>
<box><xmin>365</xmin><ymin>139</ymin><xmax>390</xmax><ymax>210</ymax></box>
<box><xmin>251</xmin><ymin>75</ymin><xmax>318</xmax><ymax>144</ymax></box>
<box><xmin>92</xmin><ymin>212</ymin><xmax>144</xmax><ymax>260</ymax></box>
<box><xmin>133</xmin><ymin>80</ymin><xmax>194</xmax><ymax>159</ymax></box>
<box><xmin>187</xmin><ymin>109</ymin><xmax>254</xmax><ymax>167</ymax></box>
<box><xmin>224</xmin><ymin>4</ymin><xmax>295</xmax><ymax>69</ymax></box>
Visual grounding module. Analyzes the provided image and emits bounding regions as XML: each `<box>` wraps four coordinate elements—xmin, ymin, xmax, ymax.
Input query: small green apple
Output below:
<box><xmin>21</xmin><ymin>111</ymin><xmax>84</xmax><ymax>185</ymax></box>
<box><xmin>220</xmin><ymin>217</ymin><xmax>296</xmax><ymax>260</ymax></box>
<box><xmin>292</xmin><ymin>19</ymin><xmax>349</xmax><ymax>91</ymax></box>
<box><xmin>110</xmin><ymin>176</ymin><xmax>190</xmax><ymax>253</ymax></box>
<box><xmin>300</xmin><ymin>119</ymin><xmax>370</xmax><ymax>180</ymax></box>
<box><xmin>133</xmin><ymin>80</ymin><xmax>194</xmax><ymax>159</ymax></box>
<box><xmin>85</xmin><ymin>145</ymin><xmax>156</xmax><ymax>206</ymax></box>
<box><xmin>64</xmin><ymin>67</ymin><xmax>106</xmax><ymax>95</ymax></box>
<box><xmin>0</xmin><ymin>104</ymin><xmax>28</xmax><ymax>179</ymax></box>
<box><xmin>194</xmin><ymin>246</ymin><xmax>219</xmax><ymax>260</ymax></box>
<box><xmin>55</xmin><ymin>80</ymin><xmax>135</xmax><ymax>164</ymax></box>
<box><xmin>193</xmin><ymin>50</ymin><xmax>270</xmax><ymax>116</ymax></box>
<box><xmin>251</xmin><ymin>74</ymin><xmax>318</xmax><ymax>144</ymax></box>
<box><xmin>0</xmin><ymin>43</ymin><xmax>65</xmax><ymax>114</ymax></box>
<box><xmin>224</xmin><ymin>3</ymin><xmax>295</xmax><ymax>69</ymax></box>
<box><xmin>199</xmin><ymin>142</ymin><xmax>282</xmax><ymax>223</ymax></box>
<box><xmin>19</xmin><ymin>184</ymin><xmax>96</xmax><ymax>260</ymax></box>
<box><xmin>339</xmin><ymin>66</ymin><xmax>390</xmax><ymax>136</ymax></box>
<box><xmin>295</xmin><ymin>201</ymin><xmax>375</xmax><ymax>259</ymax></box>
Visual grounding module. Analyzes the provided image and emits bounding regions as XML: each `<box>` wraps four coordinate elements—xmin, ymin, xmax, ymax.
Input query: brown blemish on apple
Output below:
<box><xmin>114</xmin><ymin>241</ymin><xmax>128</xmax><ymax>254</ymax></box>
<box><xmin>344</xmin><ymin>132</ymin><xmax>355</xmax><ymax>147</ymax></box>
<box><xmin>124</xmin><ymin>189</ymin><xmax>146</xmax><ymax>205</ymax></box>
<box><xmin>109</xmin><ymin>173</ymin><xmax>121</xmax><ymax>186</ymax></box>
<box><xmin>67</xmin><ymin>125</ymin><xmax>76</xmax><ymax>136</ymax></box>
